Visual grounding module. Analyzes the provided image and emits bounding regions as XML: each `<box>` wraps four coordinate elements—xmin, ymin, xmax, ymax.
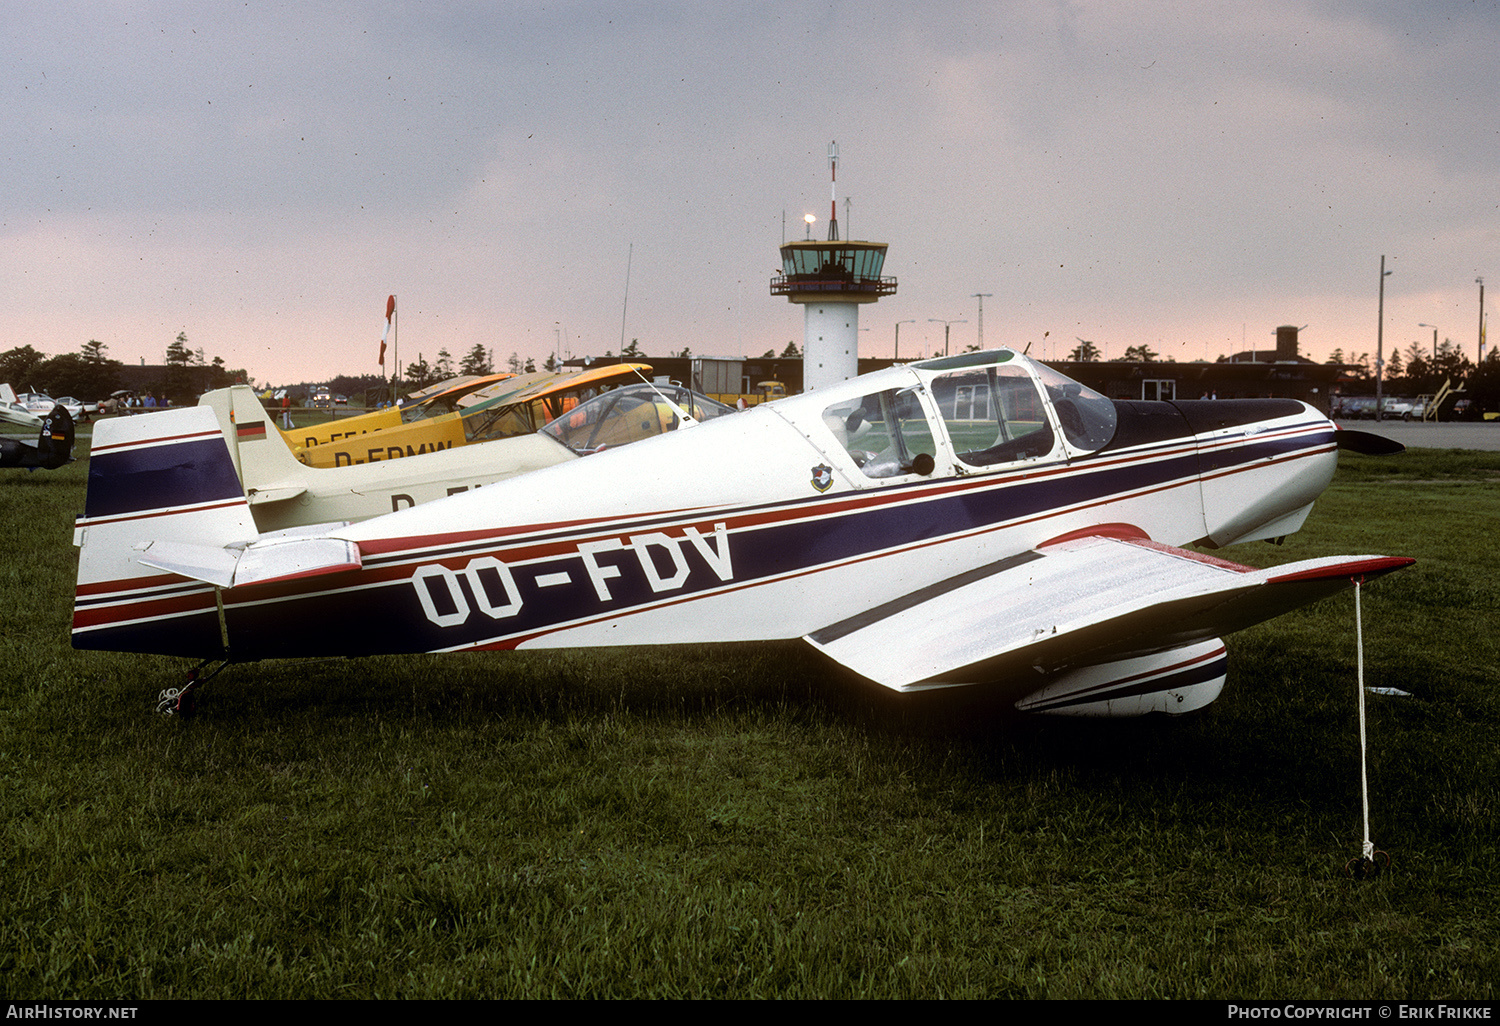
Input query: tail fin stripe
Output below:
<box><xmin>78</xmin><ymin>497</ymin><xmax>249</xmax><ymax>530</ymax></box>
<box><xmin>85</xmin><ymin>438</ymin><xmax>246</xmax><ymax>518</ymax></box>
<box><xmin>89</xmin><ymin>427</ymin><xmax>224</xmax><ymax>457</ymax></box>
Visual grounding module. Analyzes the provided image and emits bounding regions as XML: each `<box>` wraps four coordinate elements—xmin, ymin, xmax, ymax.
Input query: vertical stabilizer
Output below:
<box><xmin>198</xmin><ymin>385</ymin><xmax>310</xmax><ymax>501</ymax></box>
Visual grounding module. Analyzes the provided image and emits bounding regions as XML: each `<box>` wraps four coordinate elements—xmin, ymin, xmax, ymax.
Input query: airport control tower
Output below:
<box><xmin>771</xmin><ymin>143</ymin><xmax>897</xmax><ymax>391</ymax></box>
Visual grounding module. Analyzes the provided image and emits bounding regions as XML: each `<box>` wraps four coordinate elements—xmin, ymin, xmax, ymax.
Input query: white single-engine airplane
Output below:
<box><xmin>72</xmin><ymin>348</ymin><xmax>1410</xmax><ymax>716</ymax></box>
<box><xmin>1</xmin><ymin>384</ymin><xmax>44</xmax><ymax>431</ymax></box>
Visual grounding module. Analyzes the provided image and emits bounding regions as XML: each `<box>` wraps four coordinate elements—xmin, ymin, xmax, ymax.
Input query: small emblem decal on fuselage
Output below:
<box><xmin>811</xmin><ymin>464</ymin><xmax>834</xmax><ymax>492</ymax></box>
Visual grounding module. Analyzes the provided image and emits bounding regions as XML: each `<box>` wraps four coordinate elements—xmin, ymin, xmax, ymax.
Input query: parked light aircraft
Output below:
<box><xmin>538</xmin><ymin>382</ymin><xmax>735</xmax><ymax>455</ymax></box>
<box><xmin>196</xmin><ymin>384</ymin><xmax>574</xmax><ymax>532</ymax></box>
<box><xmin>72</xmin><ymin>348</ymin><xmax>1410</xmax><ymax>716</ymax></box>
<box><xmin>189</xmin><ymin>381</ymin><xmax>734</xmax><ymax>532</ymax></box>
<box><xmin>293</xmin><ymin>363</ymin><xmax>652</xmax><ymax>468</ymax></box>
<box><xmin>1</xmin><ymin>384</ymin><xmax>44</xmax><ymax>430</ymax></box>
<box><xmin>2</xmin><ymin>404</ymin><xmax>74</xmax><ymax>470</ymax></box>
<box><xmin>288</xmin><ymin>371</ymin><xmax>516</xmax><ymax>453</ymax></box>
<box><xmin>13</xmin><ymin>391</ymin><xmax>94</xmax><ymax>420</ymax></box>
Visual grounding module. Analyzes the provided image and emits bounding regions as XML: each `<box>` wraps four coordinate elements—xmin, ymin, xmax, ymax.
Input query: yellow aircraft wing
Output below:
<box><xmin>295</xmin><ymin>363</ymin><xmax>650</xmax><ymax>468</ymax></box>
<box><xmin>401</xmin><ymin>374</ymin><xmax>480</xmax><ymax>405</ymax></box>
<box><xmin>398</xmin><ymin>371</ymin><xmax>518</xmax><ymax>421</ymax></box>
<box><xmin>458</xmin><ymin>363</ymin><xmax>655</xmax><ymax>444</ymax></box>
<box><xmin>287</xmin><ymin>371</ymin><xmax>516</xmax><ymax>460</ymax></box>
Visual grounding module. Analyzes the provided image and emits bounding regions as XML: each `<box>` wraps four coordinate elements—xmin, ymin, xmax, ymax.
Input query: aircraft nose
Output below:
<box><xmin>1197</xmin><ymin>403</ymin><xmax>1341</xmax><ymax>548</ymax></box>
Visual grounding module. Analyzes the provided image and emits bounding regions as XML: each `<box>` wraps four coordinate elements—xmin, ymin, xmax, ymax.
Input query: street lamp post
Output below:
<box><xmin>1418</xmin><ymin>323</ymin><xmax>1438</xmax><ymax>363</ymax></box>
<box><xmin>894</xmin><ymin>319</ymin><xmax>915</xmax><ymax>361</ymax></box>
<box><xmin>1376</xmin><ymin>256</ymin><xmax>1392</xmax><ymax>421</ymax></box>
<box><xmin>929</xmin><ymin>318</ymin><xmax>967</xmax><ymax>357</ymax></box>
<box><xmin>1478</xmin><ymin>277</ymin><xmax>1486</xmax><ymax>363</ymax></box>
<box><xmin>971</xmin><ymin>293</ymin><xmax>993</xmax><ymax>350</ymax></box>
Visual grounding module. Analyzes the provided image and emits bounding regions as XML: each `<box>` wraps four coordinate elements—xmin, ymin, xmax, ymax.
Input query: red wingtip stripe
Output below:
<box><xmin>1267</xmin><ymin>556</ymin><xmax>1415</xmax><ymax>584</ymax></box>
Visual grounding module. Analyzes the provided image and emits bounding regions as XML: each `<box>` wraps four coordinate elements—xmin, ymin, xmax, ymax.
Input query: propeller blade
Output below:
<box><xmin>1335</xmin><ymin>429</ymin><xmax>1404</xmax><ymax>455</ymax></box>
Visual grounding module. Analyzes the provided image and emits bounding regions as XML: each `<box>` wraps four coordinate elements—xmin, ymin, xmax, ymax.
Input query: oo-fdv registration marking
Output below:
<box><xmin>410</xmin><ymin>522</ymin><xmax>733</xmax><ymax>628</ymax></box>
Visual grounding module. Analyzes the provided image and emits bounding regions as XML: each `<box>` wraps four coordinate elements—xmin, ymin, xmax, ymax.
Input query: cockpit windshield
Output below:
<box><xmin>927</xmin><ymin>363</ymin><xmax>1056</xmax><ymax>466</ymax></box>
<box><xmin>819</xmin><ymin>352</ymin><xmax>1118</xmax><ymax>479</ymax></box>
<box><xmin>540</xmin><ymin>384</ymin><xmax>735</xmax><ymax>454</ymax></box>
<box><xmin>1031</xmin><ymin>362</ymin><xmax>1117</xmax><ymax>452</ymax></box>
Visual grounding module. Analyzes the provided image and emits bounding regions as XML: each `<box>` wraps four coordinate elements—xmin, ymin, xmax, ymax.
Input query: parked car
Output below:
<box><xmin>1333</xmin><ymin>396</ymin><xmax>1375</xmax><ymax>420</ymax></box>
<box><xmin>1379</xmin><ymin>397</ymin><xmax>1420</xmax><ymax>421</ymax></box>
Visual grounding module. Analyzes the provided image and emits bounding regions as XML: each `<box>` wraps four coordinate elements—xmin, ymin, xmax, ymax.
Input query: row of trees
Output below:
<box><xmin>1369</xmin><ymin>339</ymin><xmax>1500</xmax><ymax>415</ymax></box>
<box><xmin>0</xmin><ymin>341</ymin><xmax>123</xmax><ymax>401</ymax></box>
<box><xmin>13</xmin><ymin>330</ymin><xmax>1492</xmax><ymax>412</ymax></box>
<box><xmin>1</xmin><ymin>335</ymin><xmax>535</xmax><ymax>410</ymax></box>
<box><xmin>1</xmin><ymin>334</ymin><xmax>243</xmax><ymax>407</ymax></box>
<box><xmin>397</xmin><ymin>338</ymin><xmax>801</xmax><ymax>393</ymax></box>
<box><xmin>1064</xmin><ymin>342</ymin><xmax>1212</xmax><ymax>363</ymax></box>
<box><xmin>1058</xmin><ymin>335</ymin><xmax>1490</xmax><ymax>390</ymax></box>
<box><xmin>1325</xmin><ymin>338</ymin><xmax>1481</xmax><ymax>396</ymax></box>
<box><xmin>394</xmin><ymin>344</ymin><xmax>550</xmax><ymax>393</ymax></box>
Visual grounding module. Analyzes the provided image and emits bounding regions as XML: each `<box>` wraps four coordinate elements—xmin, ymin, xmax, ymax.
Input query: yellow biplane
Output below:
<box><xmin>293</xmin><ymin>363</ymin><xmax>651</xmax><ymax>467</ymax></box>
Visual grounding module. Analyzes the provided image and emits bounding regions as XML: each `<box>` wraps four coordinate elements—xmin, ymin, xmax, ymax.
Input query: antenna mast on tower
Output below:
<box><xmin>771</xmin><ymin>144</ymin><xmax>897</xmax><ymax>390</ymax></box>
<box><xmin>828</xmin><ymin>141</ymin><xmax>839</xmax><ymax>241</ymax></box>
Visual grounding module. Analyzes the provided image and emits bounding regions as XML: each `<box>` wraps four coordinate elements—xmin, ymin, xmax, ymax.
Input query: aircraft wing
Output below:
<box><xmin>805</xmin><ymin>535</ymin><xmax>1412</xmax><ymax>693</ymax></box>
<box><xmin>1</xmin><ymin>402</ymin><xmax>43</xmax><ymax>430</ymax></box>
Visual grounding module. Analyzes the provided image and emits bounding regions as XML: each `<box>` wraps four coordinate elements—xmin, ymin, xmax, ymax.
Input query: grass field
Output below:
<box><xmin>2</xmin><ymin>426</ymin><xmax>1496</xmax><ymax>999</ymax></box>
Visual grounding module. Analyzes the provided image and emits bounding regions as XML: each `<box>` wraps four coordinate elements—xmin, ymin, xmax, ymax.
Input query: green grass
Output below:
<box><xmin>1</xmin><ymin>434</ymin><xmax>1496</xmax><ymax>998</ymax></box>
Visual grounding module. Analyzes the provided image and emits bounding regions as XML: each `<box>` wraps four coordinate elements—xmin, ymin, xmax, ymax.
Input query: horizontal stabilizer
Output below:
<box><xmin>139</xmin><ymin>532</ymin><xmax>360</xmax><ymax>589</ymax></box>
<box><xmin>806</xmin><ymin>535</ymin><xmax>1412</xmax><ymax>693</ymax></box>
<box><xmin>137</xmin><ymin>540</ymin><xmax>242</xmax><ymax>589</ymax></box>
<box><xmin>233</xmin><ymin>535</ymin><xmax>361</xmax><ymax>587</ymax></box>
<box><xmin>246</xmin><ymin>485</ymin><xmax>309</xmax><ymax>505</ymax></box>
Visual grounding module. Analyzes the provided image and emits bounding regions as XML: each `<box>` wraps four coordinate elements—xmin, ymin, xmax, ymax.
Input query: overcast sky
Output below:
<box><xmin>4</xmin><ymin>0</ymin><xmax>1497</xmax><ymax>386</ymax></box>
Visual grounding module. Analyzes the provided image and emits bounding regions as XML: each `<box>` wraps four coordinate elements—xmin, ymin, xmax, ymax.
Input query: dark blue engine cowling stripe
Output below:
<box><xmin>85</xmin><ymin>438</ymin><xmax>245</xmax><ymax>518</ymax></box>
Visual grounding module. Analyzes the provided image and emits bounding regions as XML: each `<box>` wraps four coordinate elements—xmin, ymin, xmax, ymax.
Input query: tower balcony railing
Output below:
<box><xmin>770</xmin><ymin>275</ymin><xmax>898</xmax><ymax>297</ymax></box>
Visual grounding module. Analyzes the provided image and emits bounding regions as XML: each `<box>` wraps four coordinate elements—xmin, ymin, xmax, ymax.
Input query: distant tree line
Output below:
<box><xmin>394</xmin><ymin>343</ymin><xmax>545</xmax><ymax>393</ymax></box>
<box><xmin>1324</xmin><ymin>336</ymin><xmax>1494</xmax><ymax>399</ymax></box>
<box><xmin>0</xmin><ymin>333</ymin><xmax>245</xmax><ymax>406</ymax></box>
